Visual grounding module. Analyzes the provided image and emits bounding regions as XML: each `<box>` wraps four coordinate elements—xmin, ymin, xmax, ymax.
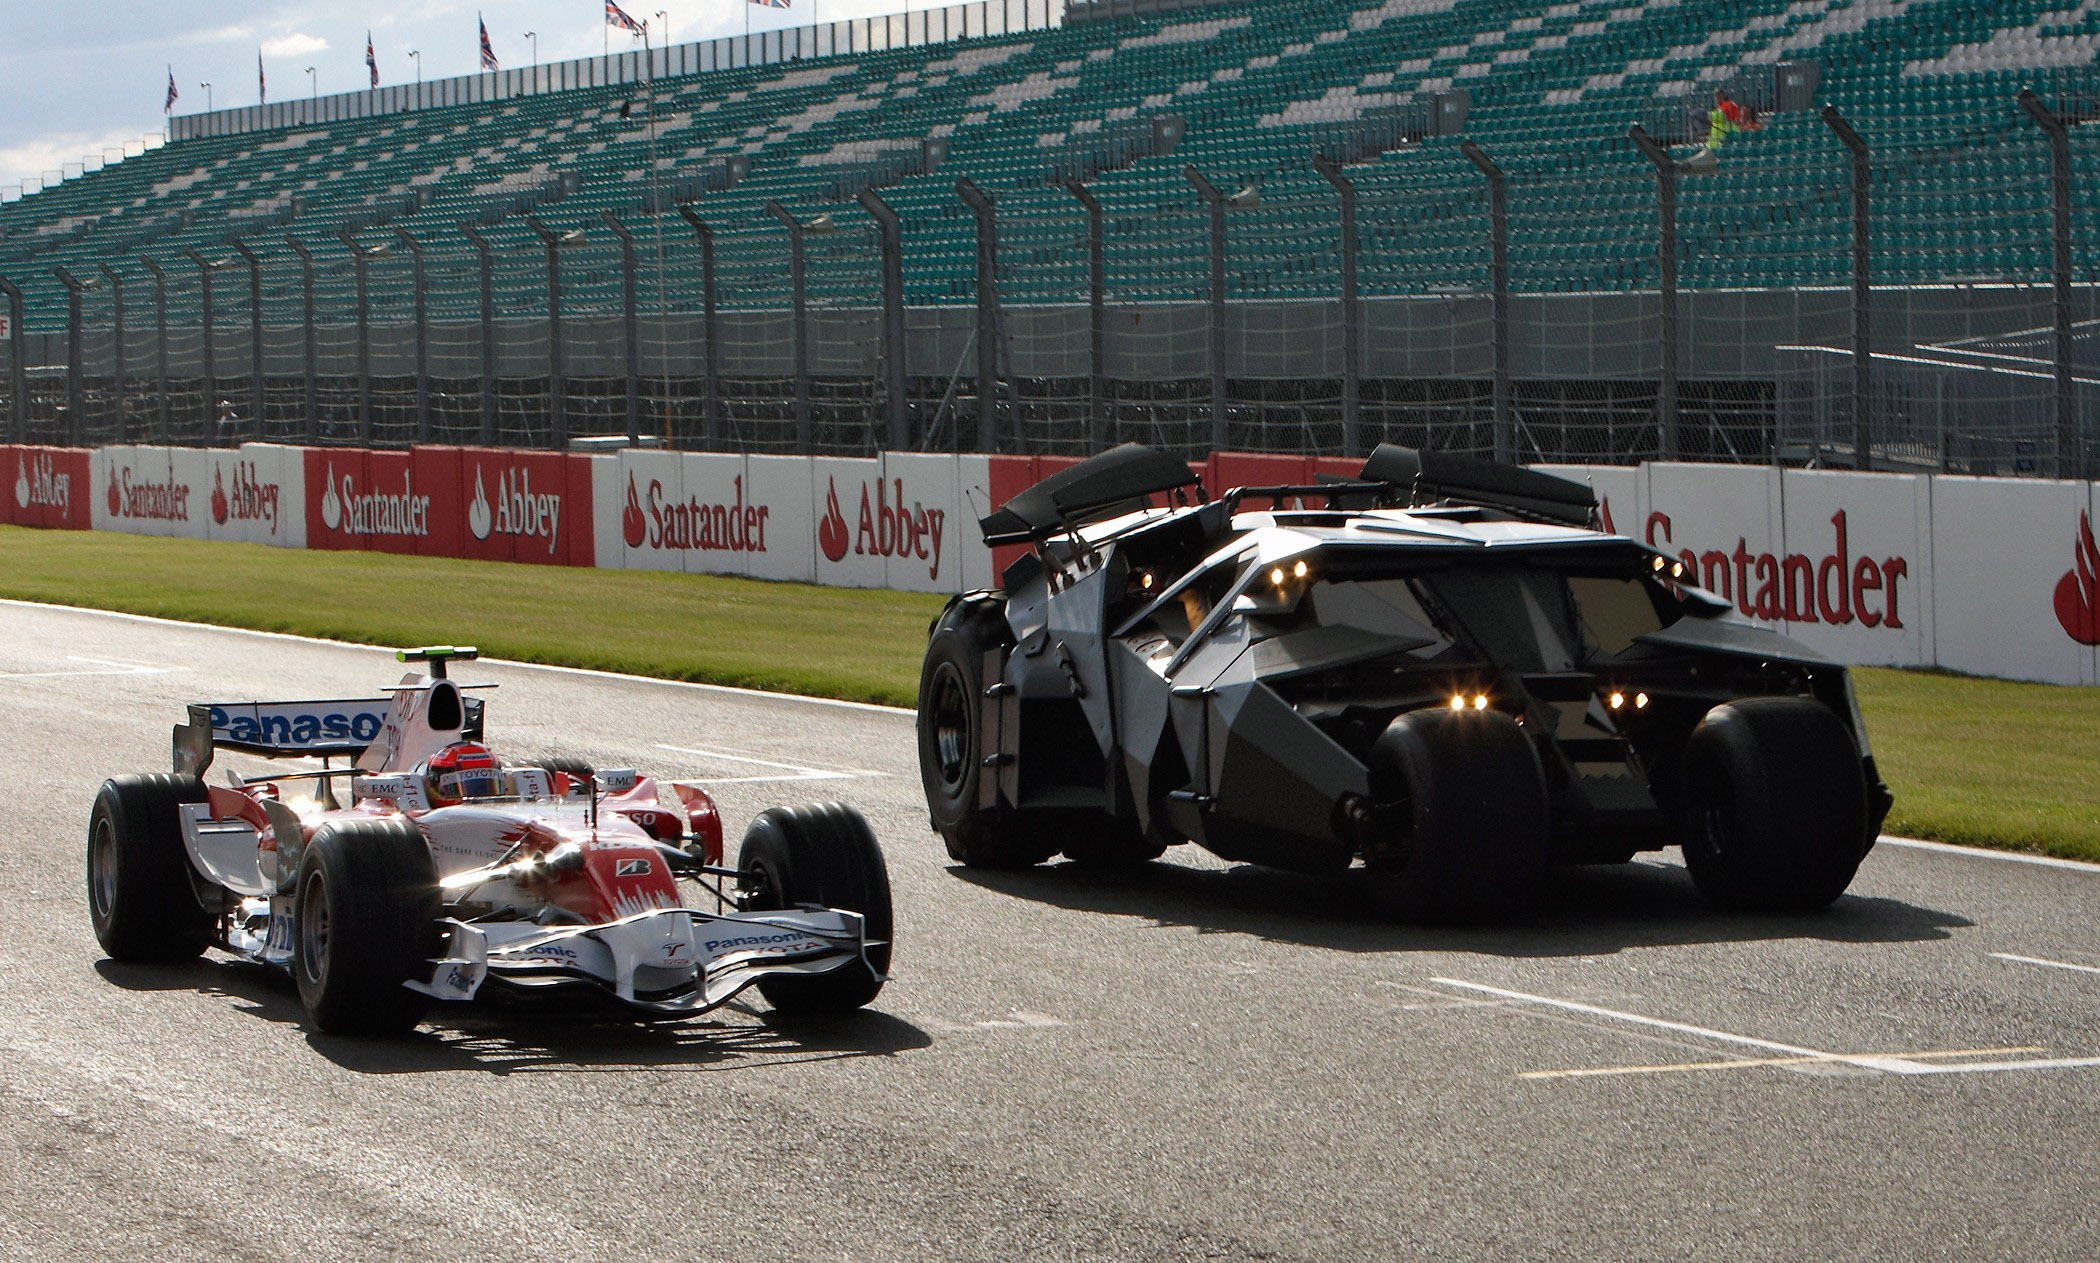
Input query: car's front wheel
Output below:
<box><xmin>292</xmin><ymin>817</ymin><xmax>440</xmax><ymax>1036</ymax></box>
<box><xmin>1363</xmin><ymin>708</ymin><xmax>1548</xmax><ymax>922</ymax></box>
<box><xmin>738</xmin><ymin>802</ymin><xmax>892</xmax><ymax>1015</ymax></box>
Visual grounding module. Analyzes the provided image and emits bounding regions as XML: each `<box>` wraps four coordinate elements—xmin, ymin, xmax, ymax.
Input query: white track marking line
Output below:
<box><xmin>1521</xmin><ymin>1046</ymin><xmax>2049</xmax><ymax>1080</ymax></box>
<box><xmin>0</xmin><ymin>654</ymin><xmax>170</xmax><ymax>680</ymax></box>
<box><xmin>655</xmin><ymin>743</ymin><xmax>887</xmax><ymax>784</ymax></box>
<box><xmin>1433</xmin><ymin>978</ymin><xmax>2100</xmax><ymax>1078</ymax></box>
<box><xmin>1992</xmin><ymin>952</ymin><xmax>2100</xmax><ymax>977</ymax></box>
<box><xmin>1877</xmin><ymin>836</ymin><xmax>2100</xmax><ymax>874</ymax></box>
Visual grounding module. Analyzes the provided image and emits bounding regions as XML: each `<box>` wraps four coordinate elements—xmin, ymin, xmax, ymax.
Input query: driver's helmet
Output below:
<box><xmin>425</xmin><ymin>742</ymin><xmax>505</xmax><ymax>807</ymax></box>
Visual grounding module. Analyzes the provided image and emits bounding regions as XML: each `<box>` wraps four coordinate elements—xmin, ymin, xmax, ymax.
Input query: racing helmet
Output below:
<box><xmin>425</xmin><ymin>742</ymin><xmax>505</xmax><ymax>807</ymax></box>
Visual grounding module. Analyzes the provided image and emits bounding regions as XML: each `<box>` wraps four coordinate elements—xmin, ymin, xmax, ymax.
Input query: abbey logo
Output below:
<box><xmin>816</xmin><ymin>475</ymin><xmax>948</xmax><ymax>580</ymax></box>
<box><xmin>211</xmin><ymin>461</ymin><xmax>280</xmax><ymax>532</ymax></box>
<box><xmin>467</xmin><ymin>465</ymin><xmax>562</xmax><ymax>555</ymax></box>
<box><xmin>15</xmin><ymin>453</ymin><xmax>70</xmax><ymax>514</ymax></box>
<box><xmin>2056</xmin><ymin>510</ymin><xmax>2100</xmax><ymax>647</ymax></box>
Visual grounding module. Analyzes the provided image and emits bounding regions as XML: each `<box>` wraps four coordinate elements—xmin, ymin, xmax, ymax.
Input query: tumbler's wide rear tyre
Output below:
<box><xmin>292</xmin><ymin>817</ymin><xmax>440</xmax><ymax>1036</ymax></box>
<box><xmin>917</xmin><ymin>602</ymin><xmax>1058</xmax><ymax>869</ymax></box>
<box><xmin>739</xmin><ymin>802</ymin><xmax>893</xmax><ymax>1015</ymax></box>
<box><xmin>1364</xmin><ymin>708</ymin><xmax>1548</xmax><ymax>923</ymax></box>
<box><xmin>1679</xmin><ymin>698</ymin><xmax>1870</xmax><ymax>913</ymax></box>
<box><xmin>86</xmin><ymin>773</ymin><xmax>215</xmax><ymax>962</ymax></box>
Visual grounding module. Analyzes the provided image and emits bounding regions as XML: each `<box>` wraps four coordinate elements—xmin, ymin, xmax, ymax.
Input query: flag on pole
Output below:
<box><xmin>366</xmin><ymin>32</ymin><xmax>379</xmax><ymax>88</ymax></box>
<box><xmin>479</xmin><ymin>15</ymin><xmax>498</xmax><ymax>70</ymax></box>
<box><xmin>605</xmin><ymin>1</ymin><xmax>646</xmax><ymax>34</ymax></box>
<box><xmin>164</xmin><ymin>67</ymin><xmax>179</xmax><ymax>114</ymax></box>
<box><xmin>750</xmin><ymin>0</ymin><xmax>792</xmax><ymax>7</ymax></box>
<box><xmin>258</xmin><ymin>50</ymin><xmax>267</xmax><ymax>103</ymax></box>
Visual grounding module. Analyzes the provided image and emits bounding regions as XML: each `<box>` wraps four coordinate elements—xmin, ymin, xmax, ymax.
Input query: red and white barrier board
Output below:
<box><xmin>5</xmin><ymin>441</ymin><xmax>2097</xmax><ymax>687</ymax></box>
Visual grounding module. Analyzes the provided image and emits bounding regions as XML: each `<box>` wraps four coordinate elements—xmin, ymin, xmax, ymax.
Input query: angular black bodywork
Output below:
<box><xmin>917</xmin><ymin>444</ymin><xmax>1894</xmax><ymax>916</ymax></box>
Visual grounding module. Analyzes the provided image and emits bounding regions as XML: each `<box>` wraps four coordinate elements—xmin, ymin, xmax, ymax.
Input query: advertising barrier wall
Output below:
<box><xmin>4</xmin><ymin>442</ymin><xmax>2096</xmax><ymax>687</ymax></box>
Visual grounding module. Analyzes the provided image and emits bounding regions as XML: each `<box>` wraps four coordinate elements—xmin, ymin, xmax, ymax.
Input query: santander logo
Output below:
<box><xmin>467</xmin><ymin>465</ymin><xmax>562</xmax><ymax>554</ymax></box>
<box><xmin>624</xmin><ymin>471</ymin><xmax>770</xmax><ymax>553</ymax></box>
<box><xmin>2056</xmin><ymin>510</ymin><xmax>2100</xmax><ymax>646</ymax></box>
<box><xmin>1647</xmin><ymin>509</ymin><xmax>1910</xmax><ymax>629</ymax></box>
<box><xmin>106</xmin><ymin>464</ymin><xmax>190</xmax><ymax>522</ymax></box>
<box><xmin>319</xmin><ymin>462</ymin><xmax>429</xmax><ymax>537</ymax></box>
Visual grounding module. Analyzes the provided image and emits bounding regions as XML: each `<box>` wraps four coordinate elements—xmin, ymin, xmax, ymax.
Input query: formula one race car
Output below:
<box><xmin>917</xmin><ymin>444</ymin><xmax>1892</xmax><ymax>920</ymax></box>
<box><xmin>88</xmin><ymin>647</ymin><xmax>891</xmax><ymax>1035</ymax></box>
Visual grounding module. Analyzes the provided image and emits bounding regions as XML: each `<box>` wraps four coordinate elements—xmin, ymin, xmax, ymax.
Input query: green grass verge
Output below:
<box><xmin>4</xmin><ymin>525</ymin><xmax>2095</xmax><ymax>859</ymax></box>
<box><xmin>0</xmin><ymin>525</ymin><xmax>947</xmax><ymax>708</ymax></box>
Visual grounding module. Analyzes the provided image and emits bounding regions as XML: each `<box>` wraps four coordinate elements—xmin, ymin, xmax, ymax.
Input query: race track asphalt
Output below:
<box><xmin>4</xmin><ymin>600</ymin><xmax>2098</xmax><ymax>1261</ymax></box>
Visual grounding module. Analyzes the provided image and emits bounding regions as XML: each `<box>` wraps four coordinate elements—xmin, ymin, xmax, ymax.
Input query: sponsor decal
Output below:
<box><xmin>816</xmin><ymin>476</ymin><xmax>949</xmax><ymax>580</ymax></box>
<box><xmin>703</xmin><ymin>930</ymin><xmax>818</xmax><ymax>953</ymax></box>
<box><xmin>2057</xmin><ymin>510</ymin><xmax>2100</xmax><ymax>646</ymax></box>
<box><xmin>614</xmin><ymin>857</ymin><xmax>653</xmax><ymax>877</ymax></box>
<box><xmin>624</xmin><ymin>472</ymin><xmax>770</xmax><ymax>553</ymax></box>
<box><xmin>1646</xmin><ymin>509</ymin><xmax>1909</xmax><ymax>629</ymax></box>
<box><xmin>319</xmin><ymin>462</ymin><xmax>429</xmax><ymax>537</ymax></box>
<box><xmin>661</xmin><ymin>941</ymin><xmax>689</xmax><ymax>962</ymax></box>
<box><xmin>211</xmin><ymin>461</ymin><xmax>281</xmax><ymax>532</ymax></box>
<box><xmin>209</xmin><ymin>703</ymin><xmax>385</xmax><ymax>748</ymax></box>
<box><xmin>467</xmin><ymin>464</ymin><xmax>563</xmax><ymax>555</ymax></box>
<box><xmin>523</xmin><ymin>944</ymin><xmax>579</xmax><ymax>961</ymax></box>
<box><xmin>107</xmin><ymin>464</ymin><xmax>190</xmax><ymax>522</ymax></box>
<box><xmin>16</xmin><ymin>452</ymin><xmax>72</xmax><ymax>514</ymax></box>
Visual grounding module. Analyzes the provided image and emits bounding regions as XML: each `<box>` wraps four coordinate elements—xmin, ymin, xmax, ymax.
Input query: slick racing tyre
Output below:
<box><xmin>292</xmin><ymin>817</ymin><xmax>441</xmax><ymax>1036</ymax></box>
<box><xmin>87</xmin><ymin>774</ymin><xmax>216</xmax><ymax>962</ymax></box>
<box><xmin>1364</xmin><ymin>708</ymin><xmax>1548</xmax><ymax>923</ymax></box>
<box><xmin>1679</xmin><ymin>698</ymin><xmax>1869</xmax><ymax>913</ymax></box>
<box><xmin>917</xmin><ymin>600</ymin><xmax>1058</xmax><ymax>869</ymax></box>
<box><xmin>738</xmin><ymin>802</ymin><xmax>893</xmax><ymax>1015</ymax></box>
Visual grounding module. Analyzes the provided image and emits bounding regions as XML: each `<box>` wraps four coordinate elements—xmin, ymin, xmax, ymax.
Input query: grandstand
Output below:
<box><xmin>2</xmin><ymin>0</ymin><xmax>2098</xmax><ymax>473</ymax></box>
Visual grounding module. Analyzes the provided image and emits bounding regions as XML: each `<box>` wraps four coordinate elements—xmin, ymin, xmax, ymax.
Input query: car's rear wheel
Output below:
<box><xmin>917</xmin><ymin>602</ymin><xmax>1058</xmax><ymax>869</ymax></box>
<box><xmin>86</xmin><ymin>774</ymin><xmax>216</xmax><ymax>961</ymax></box>
<box><xmin>1364</xmin><ymin>708</ymin><xmax>1548</xmax><ymax>922</ymax></box>
<box><xmin>1679</xmin><ymin>698</ymin><xmax>1869</xmax><ymax>913</ymax></box>
<box><xmin>738</xmin><ymin>802</ymin><xmax>892</xmax><ymax>1015</ymax></box>
<box><xmin>292</xmin><ymin>817</ymin><xmax>440</xmax><ymax>1036</ymax></box>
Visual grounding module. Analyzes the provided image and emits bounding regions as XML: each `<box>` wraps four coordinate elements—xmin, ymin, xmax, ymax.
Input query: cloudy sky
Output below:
<box><xmin>0</xmin><ymin>0</ymin><xmax>958</xmax><ymax>193</ymax></box>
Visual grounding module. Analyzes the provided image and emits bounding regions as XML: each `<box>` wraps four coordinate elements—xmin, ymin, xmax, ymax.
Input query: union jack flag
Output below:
<box><xmin>605</xmin><ymin>1</ymin><xmax>646</xmax><ymax>34</ymax></box>
<box><xmin>366</xmin><ymin>31</ymin><xmax>378</xmax><ymax>88</ymax></box>
<box><xmin>257</xmin><ymin>50</ymin><xmax>267</xmax><ymax>103</ymax></box>
<box><xmin>749</xmin><ymin>0</ymin><xmax>792</xmax><ymax>7</ymax></box>
<box><xmin>164</xmin><ymin>67</ymin><xmax>178</xmax><ymax>114</ymax></box>
<box><xmin>478</xmin><ymin>16</ymin><xmax>498</xmax><ymax>71</ymax></box>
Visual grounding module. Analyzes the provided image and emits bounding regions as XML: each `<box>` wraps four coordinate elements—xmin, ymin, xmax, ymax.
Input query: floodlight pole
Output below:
<box><xmin>96</xmin><ymin>263</ymin><xmax>126</xmax><ymax>440</ymax></box>
<box><xmin>764</xmin><ymin>199</ymin><xmax>813</xmax><ymax>450</ymax></box>
<box><xmin>229</xmin><ymin>239</ymin><xmax>265</xmax><ymax>442</ymax></box>
<box><xmin>1313</xmin><ymin>154</ymin><xmax>1364</xmax><ymax>458</ymax></box>
<box><xmin>184</xmin><ymin>248</ymin><xmax>220</xmax><ymax>445</ymax></box>
<box><xmin>459</xmin><ymin>223</ymin><xmax>497</xmax><ymax>445</ymax></box>
<box><xmin>1058</xmin><ymin>178</ymin><xmax>1107</xmax><ymax>449</ymax></box>
<box><xmin>600</xmin><ymin>210</ymin><xmax>643</xmax><ymax>448</ymax></box>
<box><xmin>1628</xmin><ymin>125</ymin><xmax>1681</xmax><ymax>462</ymax></box>
<box><xmin>1820</xmin><ymin>106</ymin><xmax>1874</xmax><ymax>472</ymax></box>
<box><xmin>394</xmin><ymin>228</ymin><xmax>429</xmax><ymax>443</ymax></box>
<box><xmin>136</xmin><ymin>255</ymin><xmax>171</xmax><ymax>441</ymax></box>
<box><xmin>957</xmin><ymin>178</ymin><xmax>1003</xmax><ymax>453</ymax></box>
<box><xmin>856</xmin><ymin>187</ymin><xmax>909</xmax><ymax>451</ymax></box>
<box><xmin>1184</xmin><ymin>165</ymin><xmax>1231</xmax><ymax>452</ymax></box>
<box><xmin>2019</xmin><ymin>88</ymin><xmax>2079</xmax><ymax>479</ymax></box>
<box><xmin>1459</xmin><ymin>141</ymin><xmax>1514</xmax><ymax>464</ymax></box>
<box><xmin>528</xmin><ymin>215</ymin><xmax>572</xmax><ymax>451</ymax></box>
<box><xmin>283</xmin><ymin>237</ymin><xmax>320</xmax><ymax>442</ymax></box>
<box><xmin>337</xmin><ymin>231</ymin><xmax>374</xmax><ymax>446</ymax></box>
<box><xmin>676</xmin><ymin>205</ymin><xmax>724</xmax><ymax>449</ymax></box>
<box><xmin>53</xmin><ymin>266</ymin><xmax>87</xmax><ymax>445</ymax></box>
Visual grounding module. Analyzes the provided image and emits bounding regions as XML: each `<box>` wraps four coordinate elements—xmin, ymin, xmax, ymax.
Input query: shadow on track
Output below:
<box><xmin>93</xmin><ymin>958</ymin><xmax>931</xmax><ymax>1075</ymax></box>
<box><xmin>948</xmin><ymin>851</ymin><xmax>1972</xmax><ymax>958</ymax></box>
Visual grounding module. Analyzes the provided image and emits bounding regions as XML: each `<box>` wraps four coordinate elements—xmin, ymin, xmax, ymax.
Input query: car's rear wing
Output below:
<box><xmin>173</xmin><ymin>695</ymin><xmax>485</xmax><ymax>777</ymax></box>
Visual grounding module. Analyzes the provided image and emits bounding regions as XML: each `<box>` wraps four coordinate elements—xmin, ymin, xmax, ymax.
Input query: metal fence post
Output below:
<box><xmin>0</xmin><ymin>277</ymin><xmax>25</xmax><ymax>441</ymax></box>
<box><xmin>1460</xmin><ymin>141</ymin><xmax>1514</xmax><ymax>463</ymax></box>
<box><xmin>394</xmin><ymin>229</ymin><xmax>429</xmax><ymax>443</ymax></box>
<box><xmin>53</xmin><ymin>266</ymin><xmax>87</xmax><ymax>446</ymax></box>
<box><xmin>459</xmin><ymin>223</ymin><xmax>498</xmax><ymax>446</ymax></box>
<box><xmin>957</xmin><ymin>178</ymin><xmax>1003</xmax><ymax>453</ymax></box>
<box><xmin>528</xmin><ymin>215</ymin><xmax>580</xmax><ymax>451</ymax></box>
<box><xmin>1184</xmin><ymin>166</ymin><xmax>1232</xmax><ymax>453</ymax></box>
<box><xmin>1820</xmin><ymin>106</ymin><xmax>1873</xmax><ymax>472</ymax></box>
<box><xmin>229</xmin><ymin>240</ymin><xmax>265</xmax><ymax>442</ymax></box>
<box><xmin>857</xmin><ymin>188</ymin><xmax>909</xmax><ymax>452</ymax></box>
<box><xmin>136</xmin><ymin>256</ymin><xmax>170</xmax><ymax>441</ymax></box>
<box><xmin>96</xmin><ymin>263</ymin><xmax>126</xmax><ymax>441</ymax></box>
<box><xmin>1058</xmin><ymin>178</ymin><xmax>1106</xmax><ymax>449</ymax></box>
<box><xmin>1629</xmin><ymin>125</ymin><xmax>1681</xmax><ymax>462</ymax></box>
<box><xmin>1312</xmin><ymin>154</ymin><xmax>1364</xmax><ymax>458</ymax></box>
<box><xmin>337</xmin><ymin>232</ymin><xmax>376</xmax><ymax>447</ymax></box>
<box><xmin>185</xmin><ymin>249</ymin><xmax>221</xmax><ymax>445</ymax></box>
<box><xmin>600</xmin><ymin>211</ymin><xmax>643</xmax><ymax>448</ymax></box>
<box><xmin>764</xmin><ymin>200</ymin><xmax>813</xmax><ymax>451</ymax></box>
<box><xmin>283</xmin><ymin>237</ymin><xmax>318</xmax><ymax>442</ymax></box>
<box><xmin>2019</xmin><ymin>88</ymin><xmax>2078</xmax><ymax>479</ymax></box>
<box><xmin>676</xmin><ymin>206</ymin><xmax>723</xmax><ymax>450</ymax></box>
